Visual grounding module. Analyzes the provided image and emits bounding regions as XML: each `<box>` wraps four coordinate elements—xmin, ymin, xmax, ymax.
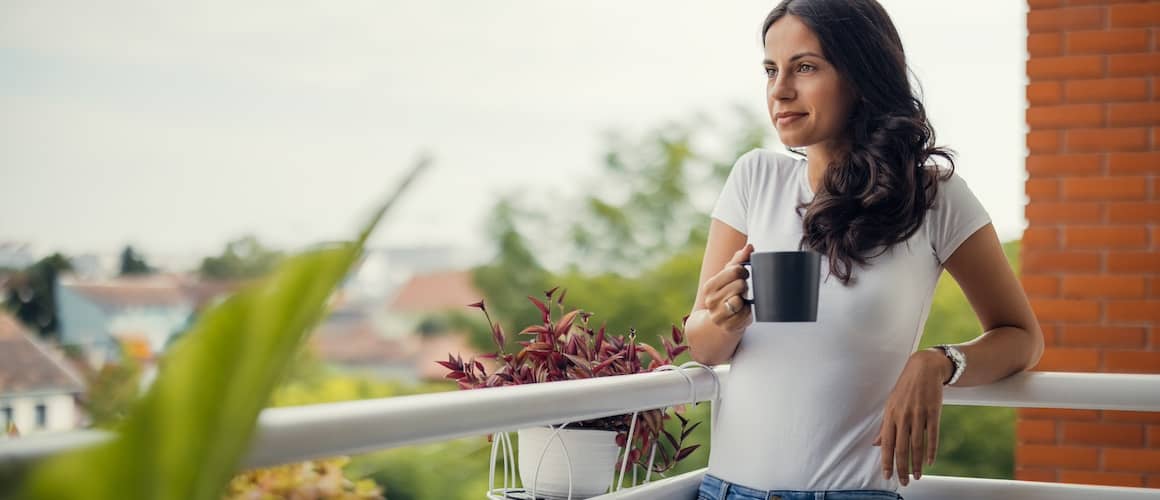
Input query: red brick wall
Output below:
<box><xmin>1018</xmin><ymin>0</ymin><xmax>1160</xmax><ymax>489</ymax></box>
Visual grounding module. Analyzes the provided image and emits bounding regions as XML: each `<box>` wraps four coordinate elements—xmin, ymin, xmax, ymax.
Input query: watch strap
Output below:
<box><xmin>935</xmin><ymin>344</ymin><xmax>966</xmax><ymax>386</ymax></box>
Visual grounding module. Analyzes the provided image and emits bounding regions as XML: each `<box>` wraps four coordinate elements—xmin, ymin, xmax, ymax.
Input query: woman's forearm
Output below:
<box><xmin>685</xmin><ymin>308</ymin><xmax>745</xmax><ymax>366</ymax></box>
<box><xmin>937</xmin><ymin>325</ymin><xmax>1044</xmax><ymax>387</ymax></box>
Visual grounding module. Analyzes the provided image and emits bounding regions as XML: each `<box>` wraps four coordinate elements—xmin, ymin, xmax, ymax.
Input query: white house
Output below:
<box><xmin>0</xmin><ymin>312</ymin><xmax>85</xmax><ymax>436</ymax></box>
<box><xmin>56</xmin><ymin>275</ymin><xmax>194</xmax><ymax>367</ymax></box>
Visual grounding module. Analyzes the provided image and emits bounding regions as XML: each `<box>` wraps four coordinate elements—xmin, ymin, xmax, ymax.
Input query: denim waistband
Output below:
<box><xmin>698</xmin><ymin>474</ymin><xmax>902</xmax><ymax>500</ymax></box>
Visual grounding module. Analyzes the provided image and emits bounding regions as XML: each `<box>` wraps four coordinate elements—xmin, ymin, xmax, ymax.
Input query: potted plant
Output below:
<box><xmin>438</xmin><ymin>287</ymin><xmax>701</xmax><ymax>498</ymax></box>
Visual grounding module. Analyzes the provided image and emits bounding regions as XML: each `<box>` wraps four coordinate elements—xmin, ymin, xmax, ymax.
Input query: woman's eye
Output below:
<box><xmin>797</xmin><ymin>63</ymin><xmax>816</xmax><ymax>73</ymax></box>
<box><xmin>765</xmin><ymin>67</ymin><xmax>777</xmax><ymax>78</ymax></box>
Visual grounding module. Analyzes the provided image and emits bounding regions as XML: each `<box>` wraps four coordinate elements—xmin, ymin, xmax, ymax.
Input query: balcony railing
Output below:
<box><xmin>3</xmin><ymin>366</ymin><xmax>1159</xmax><ymax>499</ymax></box>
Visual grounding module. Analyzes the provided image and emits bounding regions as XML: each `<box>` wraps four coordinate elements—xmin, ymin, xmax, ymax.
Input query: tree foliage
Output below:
<box><xmin>3</xmin><ymin>253</ymin><xmax>72</xmax><ymax>340</ymax></box>
<box><xmin>118</xmin><ymin>246</ymin><xmax>153</xmax><ymax>276</ymax></box>
<box><xmin>198</xmin><ymin>235</ymin><xmax>284</xmax><ymax>280</ymax></box>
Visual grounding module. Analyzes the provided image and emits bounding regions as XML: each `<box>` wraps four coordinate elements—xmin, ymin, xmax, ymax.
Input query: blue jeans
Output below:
<box><xmin>698</xmin><ymin>474</ymin><xmax>903</xmax><ymax>500</ymax></box>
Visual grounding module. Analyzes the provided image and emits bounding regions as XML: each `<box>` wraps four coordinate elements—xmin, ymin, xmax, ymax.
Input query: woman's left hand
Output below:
<box><xmin>873</xmin><ymin>349</ymin><xmax>952</xmax><ymax>486</ymax></box>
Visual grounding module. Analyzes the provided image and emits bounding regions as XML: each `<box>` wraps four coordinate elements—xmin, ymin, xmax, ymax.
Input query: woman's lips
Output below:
<box><xmin>776</xmin><ymin>113</ymin><xmax>807</xmax><ymax>127</ymax></box>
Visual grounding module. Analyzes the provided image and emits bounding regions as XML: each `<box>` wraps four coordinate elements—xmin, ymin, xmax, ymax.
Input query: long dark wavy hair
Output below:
<box><xmin>763</xmin><ymin>0</ymin><xmax>955</xmax><ymax>285</ymax></box>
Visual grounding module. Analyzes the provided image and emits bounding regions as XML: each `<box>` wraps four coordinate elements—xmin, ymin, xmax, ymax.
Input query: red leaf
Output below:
<box><xmin>674</xmin><ymin>412</ymin><xmax>689</xmax><ymax>426</ymax></box>
<box><xmin>526</xmin><ymin>342</ymin><xmax>553</xmax><ymax>353</ymax></box>
<box><xmin>566</xmin><ymin>367</ymin><xmax>590</xmax><ymax>379</ymax></box>
<box><xmin>555</xmin><ymin>309</ymin><xmax>581</xmax><ymax>338</ymax></box>
<box><xmin>644</xmin><ymin>410</ymin><xmax>662</xmax><ymax>432</ymax></box>
<box><xmin>655</xmin><ymin>443</ymin><xmax>670</xmax><ymax>467</ymax></box>
<box><xmin>672</xmin><ymin>325</ymin><xmax>684</xmax><ymax>344</ymax></box>
<box><xmin>564</xmin><ymin>335</ymin><xmax>581</xmax><ymax>356</ymax></box>
<box><xmin>435</xmin><ymin>360</ymin><xmax>459</xmax><ymax>371</ymax></box>
<box><xmin>477</xmin><ymin>353</ymin><xmax>498</xmax><ymax>360</ymax></box>
<box><xmin>519</xmin><ymin>325</ymin><xmax>551</xmax><ymax>336</ymax></box>
<box><xmin>545</xmin><ymin>286</ymin><xmax>559</xmax><ymax>299</ymax></box>
<box><xmin>593</xmin><ymin>354</ymin><xmax>622</xmax><ymax>374</ymax></box>
<box><xmin>615</xmin><ymin>433</ymin><xmax>627</xmax><ymax>447</ymax></box>
<box><xmin>663</xmin><ymin>429</ymin><xmax>679</xmax><ymax>449</ymax></box>
<box><xmin>670</xmin><ymin>345</ymin><xmax>689</xmax><ymax>358</ymax></box>
<box><xmin>557</xmin><ymin>288</ymin><xmax>568</xmax><ymax>305</ymax></box>
<box><xmin>563</xmin><ymin>353</ymin><xmax>592</xmax><ymax>371</ymax></box>
<box><xmin>445</xmin><ymin>371</ymin><xmax>466</xmax><ymax>380</ymax></box>
<box><xmin>467</xmin><ymin>300</ymin><xmax>486</xmax><ymax>311</ymax></box>
<box><xmin>491</xmin><ymin>323</ymin><xmax>506</xmax><ymax>347</ymax></box>
<box><xmin>681</xmin><ymin>422</ymin><xmax>702</xmax><ymax>441</ymax></box>
<box><xmin>639</xmin><ymin>343</ymin><xmax>665</xmax><ymax>365</ymax></box>
<box><xmin>456</xmin><ymin>380</ymin><xmax>473</xmax><ymax>390</ymax></box>
<box><xmin>675</xmin><ymin>444</ymin><xmax>701</xmax><ymax>462</ymax></box>
<box><xmin>527</xmin><ymin>295</ymin><xmax>550</xmax><ymax>321</ymax></box>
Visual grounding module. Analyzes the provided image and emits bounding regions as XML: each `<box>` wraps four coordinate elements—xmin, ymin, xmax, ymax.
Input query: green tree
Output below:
<box><xmin>3</xmin><ymin>253</ymin><xmax>72</xmax><ymax>340</ymax></box>
<box><xmin>81</xmin><ymin>357</ymin><xmax>143</xmax><ymax>429</ymax></box>
<box><xmin>198</xmin><ymin>235</ymin><xmax>284</xmax><ymax>280</ymax></box>
<box><xmin>118</xmin><ymin>246</ymin><xmax>153</xmax><ymax>276</ymax></box>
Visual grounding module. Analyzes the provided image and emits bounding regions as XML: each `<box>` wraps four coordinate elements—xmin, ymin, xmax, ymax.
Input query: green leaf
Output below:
<box><xmin>24</xmin><ymin>245</ymin><xmax>359</xmax><ymax>500</ymax></box>
<box><xmin>22</xmin><ymin>156</ymin><xmax>430</xmax><ymax>500</ymax></box>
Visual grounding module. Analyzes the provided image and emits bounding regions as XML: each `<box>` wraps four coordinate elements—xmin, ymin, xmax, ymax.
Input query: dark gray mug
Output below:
<box><xmin>741</xmin><ymin>250</ymin><xmax>821</xmax><ymax>322</ymax></box>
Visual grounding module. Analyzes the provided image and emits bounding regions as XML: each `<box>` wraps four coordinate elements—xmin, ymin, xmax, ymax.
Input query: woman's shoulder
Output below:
<box><xmin>735</xmin><ymin>147</ymin><xmax>803</xmax><ymax>170</ymax></box>
<box><xmin>731</xmin><ymin>148</ymin><xmax>805</xmax><ymax>183</ymax></box>
<box><xmin>927</xmin><ymin>167</ymin><xmax>979</xmax><ymax>210</ymax></box>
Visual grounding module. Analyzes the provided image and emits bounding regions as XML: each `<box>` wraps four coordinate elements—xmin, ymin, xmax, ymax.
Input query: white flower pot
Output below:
<box><xmin>517</xmin><ymin>426</ymin><xmax>621</xmax><ymax>499</ymax></box>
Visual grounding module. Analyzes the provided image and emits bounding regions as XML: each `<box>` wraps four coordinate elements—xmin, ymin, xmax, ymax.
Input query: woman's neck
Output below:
<box><xmin>804</xmin><ymin>143</ymin><xmax>839</xmax><ymax>194</ymax></box>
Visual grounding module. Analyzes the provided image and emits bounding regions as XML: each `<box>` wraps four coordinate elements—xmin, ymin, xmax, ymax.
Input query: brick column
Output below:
<box><xmin>1018</xmin><ymin>0</ymin><xmax>1160</xmax><ymax>489</ymax></box>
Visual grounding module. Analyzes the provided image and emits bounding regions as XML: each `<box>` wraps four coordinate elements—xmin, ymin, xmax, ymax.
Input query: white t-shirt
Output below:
<box><xmin>706</xmin><ymin>148</ymin><xmax>991</xmax><ymax>492</ymax></box>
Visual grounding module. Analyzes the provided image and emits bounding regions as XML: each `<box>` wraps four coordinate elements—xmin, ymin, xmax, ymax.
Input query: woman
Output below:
<box><xmin>685</xmin><ymin>1</ymin><xmax>1044</xmax><ymax>499</ymax></box>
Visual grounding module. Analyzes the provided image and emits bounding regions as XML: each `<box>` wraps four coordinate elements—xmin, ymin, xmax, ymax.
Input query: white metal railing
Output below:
<box><xmin>2</xmin><ymin>367</ymin><xmax>1160</xmax><ymax>499</ymax></box>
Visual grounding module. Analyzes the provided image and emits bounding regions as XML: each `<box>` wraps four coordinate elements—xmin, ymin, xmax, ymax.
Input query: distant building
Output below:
<box><xmin>309</xmin><ymin>269</ymin><xmax>487</xmax><ymax>382</ymax></box>
<box><xmin>0</xmin><ymin>312</ymin><xmax>85</xmax><ymax>436</ymax></box>
<box><xmin>348</xmin><ymin>245</ymin><xmax>479</xmax><ymax>306</ymax></box>
<box><xmin>55</xmin><ymin>275</ymin><xmax>194</xmax><ymax>367</ymax></box>
<box><xmin>310</xmin><ymin>306</ymin><xmax>419</xmax><ymax>380</ymax></box>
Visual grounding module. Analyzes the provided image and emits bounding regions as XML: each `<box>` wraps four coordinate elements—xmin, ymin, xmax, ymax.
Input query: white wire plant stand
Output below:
<box><xmin>485</xmin><ymin>362</ymin><xmax>721</xmax><ymax>500</ymax></box>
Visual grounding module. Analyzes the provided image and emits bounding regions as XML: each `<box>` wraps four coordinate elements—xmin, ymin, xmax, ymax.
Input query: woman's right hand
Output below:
<box><xmin>701</xmin><ymin>243</ymin><xmax>755</xmax><ymax>335</ymax></box>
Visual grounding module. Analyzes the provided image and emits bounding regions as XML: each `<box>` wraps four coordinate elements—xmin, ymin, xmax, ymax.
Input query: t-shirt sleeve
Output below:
<box><xmin>710</xmin><ymin>150</ymin><xmax>758</xmax><ymax>235</ymax></box>
<box><xmin>928</xmin><ymin>172</ymin><xmax>992</xmax><ymax>265</ymax></box>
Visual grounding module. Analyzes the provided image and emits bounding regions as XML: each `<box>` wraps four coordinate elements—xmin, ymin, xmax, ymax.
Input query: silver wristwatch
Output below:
<box><xmin>934</xmin><ymin>344</ymin><xmax>966</xmax><ymax>386</ymax></box>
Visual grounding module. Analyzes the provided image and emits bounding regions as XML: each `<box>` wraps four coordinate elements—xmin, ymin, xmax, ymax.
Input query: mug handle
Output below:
<box><xmin>738</xmin><ymin>260</ymin><xmax>755</xmax><ymax>306</ymax></box>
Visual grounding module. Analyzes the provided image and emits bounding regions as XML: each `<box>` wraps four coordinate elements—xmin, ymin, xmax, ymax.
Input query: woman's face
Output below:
<box><xmin>763</xmin><ymin>15</ymin><xmax>854</xmax><ymax>150</ymax></box>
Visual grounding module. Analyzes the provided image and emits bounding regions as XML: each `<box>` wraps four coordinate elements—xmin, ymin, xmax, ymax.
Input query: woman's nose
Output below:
<box><xmin>769</xmin><ymin>76</ymin><xmax>795</xmax><ymax>101</ymax></box>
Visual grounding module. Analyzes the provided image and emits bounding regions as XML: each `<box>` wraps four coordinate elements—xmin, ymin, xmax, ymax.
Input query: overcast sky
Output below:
<box><xmin>0</xmin><ymin>1</ymin><xmax>1026</xmax><ymax>267</ymax></box>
